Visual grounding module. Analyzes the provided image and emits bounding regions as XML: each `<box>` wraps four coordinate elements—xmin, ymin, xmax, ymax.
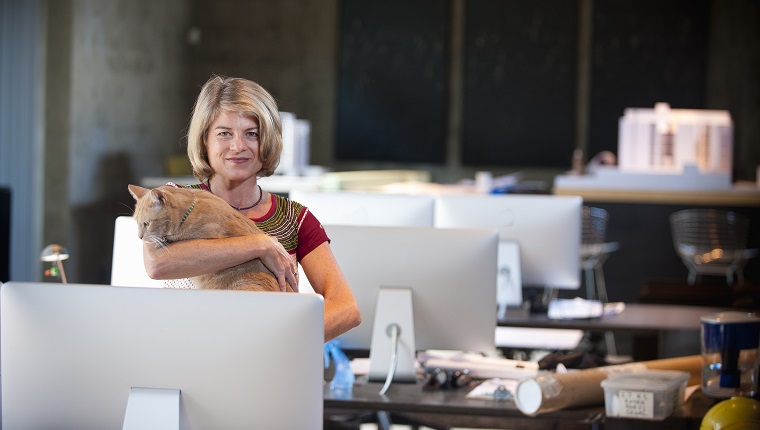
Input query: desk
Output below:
<box><xmin>553</xmin><ymin>185</ymin><xmax>760</xmax><ymax>207</ymax></box>
<box><xmin>499</xmin><ymin>303</ymin><xmax>733</xmax><ymax>360</ymax></box>
<box><xmin>500</xmin><ymin>303</ymin><xmax>727</xmax><ymax>332</ymax></box>
<box><xmin>324</xmin><ymin>379</ymin><xmax>603</xmax><ymax>429</ymax></box>
<box><xmin>324</xmin><ymin>380</ymin><xmax>716</xmax><ymax>430</ymax></box>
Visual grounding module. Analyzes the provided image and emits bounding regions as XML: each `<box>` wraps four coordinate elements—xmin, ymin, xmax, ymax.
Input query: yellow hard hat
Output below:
<box><xmin>701</xmin><ymin>397</ymin><xmax>760</xmax><ymax>429</ymax></box>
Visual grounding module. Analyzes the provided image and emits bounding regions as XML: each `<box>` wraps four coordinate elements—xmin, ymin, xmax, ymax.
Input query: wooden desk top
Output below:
<box><xmin>325</xmin><ymin>379</ymin><xmax>602</xmax><ymax>428</ymax></box>
<box><xmin>554</xmin><ymin>186</ymin><xmax>760</xmax><ymax>206</ymax></box>
<box><xmin>324</xmin><ymin>379</ymin><xmax>716</xmax><ymax>429</ymax></box>
<box><xmin>499</xmin><ymin>303</ymin><xmax>733</xmax><ymax>333</ymax></box>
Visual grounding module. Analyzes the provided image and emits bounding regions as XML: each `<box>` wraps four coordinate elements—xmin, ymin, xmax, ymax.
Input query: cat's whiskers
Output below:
<box><xmin>117</xmin><ymin>202</ymin><xmax>136</xmax><ymax>216</ymax></box>
<box><xmin>156</xmin><ymin>243</ymin><xmax>174</xmax><ymax>256</ymax></box>
<box><xmin>145</xmin><ymin>234</ymin><xmax>170</xmax><ymax>251</ymax></box>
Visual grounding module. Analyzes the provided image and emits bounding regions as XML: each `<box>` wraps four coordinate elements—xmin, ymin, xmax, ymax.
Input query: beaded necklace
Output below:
<box><xmin>207</xmin><ymin>182</ymin><xmax>263</xmax><ymax>211</ymax></box>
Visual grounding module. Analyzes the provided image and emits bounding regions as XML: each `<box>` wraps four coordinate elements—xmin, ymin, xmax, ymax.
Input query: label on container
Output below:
<box><xmin>614</xmin><ymin>390</ymin><xmax>654</xmax><ymax>419</ymax></box>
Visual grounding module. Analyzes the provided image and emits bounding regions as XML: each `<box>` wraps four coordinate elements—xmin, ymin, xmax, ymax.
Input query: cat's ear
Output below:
<box><xmin>128</xmin><ymin>184</ymin><xmax>149</xmax><ymax>201</ymax></box>
<box><xmin>149</xmin><ymin>188</ymin><xmax>169</xmax><ymax>207</ymax></box>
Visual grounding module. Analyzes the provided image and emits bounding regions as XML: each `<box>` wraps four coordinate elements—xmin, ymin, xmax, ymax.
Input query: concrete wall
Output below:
<box><xmin>44</xmin><ymin>0</ymin><xmax>191</xmax><ymax>283</ymax></box>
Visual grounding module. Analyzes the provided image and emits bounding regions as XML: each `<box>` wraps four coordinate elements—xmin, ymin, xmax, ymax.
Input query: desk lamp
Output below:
<box><xmin>40</xmin><ymin>244</ymin><xmax>69</xmax><ymax>284</ymax></box>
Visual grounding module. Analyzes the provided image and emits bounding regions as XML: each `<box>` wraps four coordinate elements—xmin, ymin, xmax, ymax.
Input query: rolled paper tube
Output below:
<box><xmin>514</xmin><ymin>355</ymin><xmax>703</xmax><ymax>416</ymax></box>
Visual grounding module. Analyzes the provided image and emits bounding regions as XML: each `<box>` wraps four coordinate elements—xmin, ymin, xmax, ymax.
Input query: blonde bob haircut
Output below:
<box><xmin>187</xmin><ymin>75</ymin><xmax>282</xmax><ymax>181</ymax></box>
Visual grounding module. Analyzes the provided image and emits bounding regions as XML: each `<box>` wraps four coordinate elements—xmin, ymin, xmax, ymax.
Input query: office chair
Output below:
<box><xmin>580</xmin><ymin>207</ymin><xmax>620</xmax><ymax>302</ymax></box>
<box><xmin>670</xmin><ymin>209</ymin><xmax>758</xmax><ymax>286</ymax></box>
<box><xmin>580</xmin><ymin>206</ymin><xmax>621</xmax><ymax>357</ymax></box>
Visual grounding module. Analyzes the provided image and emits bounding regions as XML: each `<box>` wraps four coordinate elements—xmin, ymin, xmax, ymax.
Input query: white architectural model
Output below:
<box><xmin>618</xmin><ymin>102</ymin><xmax>733</xmax><ymax>174</ymax></box>
<box><xmin>555</xmin><ymin>103</ymin><xmax>735</xmax><ymax>191</ymax></box>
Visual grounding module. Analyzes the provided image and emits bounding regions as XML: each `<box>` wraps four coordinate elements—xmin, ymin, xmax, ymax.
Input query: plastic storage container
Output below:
<box><xmin>701</xmin><ymin>311</ymin><xmax>760</xmax><ymax>399</ymax></box>
<box><xmin>600</xmin><ymin>370</ymin><xmax>690</xmax><ymax>420</ymax></box>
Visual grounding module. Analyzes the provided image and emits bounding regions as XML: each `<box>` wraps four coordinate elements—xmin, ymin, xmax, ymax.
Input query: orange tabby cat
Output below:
<box><xmin>128</xmin><ymin>184</ymin><xmax>288</xmax><ymax>292</ymax></box>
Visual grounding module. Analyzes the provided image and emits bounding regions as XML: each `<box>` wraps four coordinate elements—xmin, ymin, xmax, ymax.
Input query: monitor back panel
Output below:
<box><xmin>0</xmin><ymin>282</ymin><xmax>324</xmax><ymax>430</ymax></box>
<box><xmin>434</xmin><ymin>194</ymin><xmax>581</xmax><ymax>289</ymax></box>
<box><xmin>328</xmin><ymin>225</ymin><xmax>498</xmax><ymax>353</ymax></box>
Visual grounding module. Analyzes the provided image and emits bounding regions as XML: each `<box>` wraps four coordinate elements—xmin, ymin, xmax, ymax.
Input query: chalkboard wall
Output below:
<box><xmin>336</xmin><ymin>0</ymin><xmax>449</xmax><ymax>163</ymax></box>
<box><xmin>463</xmin><ymin>0</ymin><xmax>578</xmax><ymax>167</ymax></box>
<box><xmin>588</xmin><ymin>0</ymin><xmax>709</xmax><ymax>158</ymax></box>
<box><xmin>336</xmin><ymin>0</ymin><xmax>711</xmax><ymax>169</ymax></box>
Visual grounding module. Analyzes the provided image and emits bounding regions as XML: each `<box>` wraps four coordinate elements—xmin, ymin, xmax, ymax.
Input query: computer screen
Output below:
<box><xmin>288</xmin><ymin>189</ymin><xmax>435</xmax><ymax>227</ymax></box>
<box><xmin>111</xmin><ymin>216</ymin><xmax>164</xmax><ymax>288</ymax></box>
<box><xmin>0</xmin><ymin>282</ymin><xmax>324</xmax><ymax>430</ymax></box>
<box><xmin>434</xmin><ymin>194</ymin><xmax>582</xmax><ymax>290</ymax></box>
<box><xmin>328</xmin><ymin>225</ymin><xmax>499</xmax><ymax>357</ymax></box>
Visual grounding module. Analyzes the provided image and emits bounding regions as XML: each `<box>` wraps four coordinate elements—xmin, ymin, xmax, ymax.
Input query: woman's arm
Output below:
<box><xmin>300</xmin><ymin>242</ymin><xmax>361</xmax><ymax>342</ymax></box>
<box><xmin>142</xmin><ymin>233</ymin><xmax>297</xmax><ymax>291</ymax></box>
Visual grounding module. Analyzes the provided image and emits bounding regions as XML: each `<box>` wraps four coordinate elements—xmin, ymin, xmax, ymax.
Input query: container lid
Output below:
<box><xmin>600</xmin><ymin>370</ymin><xmax>690</xmax><ymax>391</ymax></box>
<box><xmin>700</xmin><ymin>311</ymin><xmax>760</xmax><ymax>325</ymax></box>
<box><xmin>701</xmin><ymin>312</ymin><xmax>760</xmax><ymax>350</ymax></box>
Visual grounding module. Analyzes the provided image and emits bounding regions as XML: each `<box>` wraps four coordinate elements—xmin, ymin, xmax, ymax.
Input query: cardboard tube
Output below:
<box><xmin>514</xmin><ymin>355</ymin><xmax>703</xmax><ymax>416</ymax></box>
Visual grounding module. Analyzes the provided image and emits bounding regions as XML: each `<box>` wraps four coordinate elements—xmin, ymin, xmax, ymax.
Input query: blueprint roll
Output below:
<box><xmin>514</xmin><ymin>355</ymin><xmax>703</xmax><ymax>416</ymax></box>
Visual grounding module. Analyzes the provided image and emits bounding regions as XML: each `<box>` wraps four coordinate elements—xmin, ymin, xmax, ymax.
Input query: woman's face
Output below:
<box><xmin>205</xmin><ymin>109</ymin><xmax>263</xmax><ymax>183</ymax></box>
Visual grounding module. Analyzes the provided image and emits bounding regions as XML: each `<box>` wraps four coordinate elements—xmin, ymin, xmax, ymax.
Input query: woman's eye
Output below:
<box><xmin>246</xmin><ymin>131</ymin><xmax>259</xmax><ymax>138</ymax></box>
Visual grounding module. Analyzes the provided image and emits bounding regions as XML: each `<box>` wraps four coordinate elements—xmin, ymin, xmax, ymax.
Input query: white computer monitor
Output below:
<box><xmin>288</xmin><ymin>189</ymin><xmax>435</xmax><ymax>227</ymax></box>
<box><xmin>111</xmin><ymin>216</ymin><xmax>164</xmax><ymax>288</ymax></box>
<box><xmin>0</xmin><ymin>282</ymin><xmax>324</xmax><ymax>430</ymax></box>
<box><xmin>434</xmin><ymin>194</ymin><xmax>582</xmax><ymax>291</ymax></box>
<box><xmin>327</xmin><ymin>225</ymin><xmax>499</xmax><ymax>383</ymax></box>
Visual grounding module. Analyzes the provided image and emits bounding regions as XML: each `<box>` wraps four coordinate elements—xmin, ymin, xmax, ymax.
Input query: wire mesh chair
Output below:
<box><xmin>670</xmin><ymin>209</ymin><xmax>758</xmax><ymax>286</ymax></box>
<box><xmin>580</xmin><ymin>206</ymin><xmax>621</xmax><ymax>357</ymax></box>
<box><xmin>581</xmin><ymin>207</ymin><xmax>611</xmax><ymax>301</ymax></box>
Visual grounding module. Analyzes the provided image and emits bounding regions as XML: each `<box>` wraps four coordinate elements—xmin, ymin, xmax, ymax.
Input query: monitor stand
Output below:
<box><xmin>123</xmin><ymin>387</ymin><xmax>180</xmax><ymax>430</ymax></box>
<box><xmin>367</xmin><ymin>287</ymin><xmax>417</xmax><ymax>394</ymax></box>
<box><xmin>524</xmin><ymin>286</ymin><xmax>557</xmax><ymax>314</ymax></box>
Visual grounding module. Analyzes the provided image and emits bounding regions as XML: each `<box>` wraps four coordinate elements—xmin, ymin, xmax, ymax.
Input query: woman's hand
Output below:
<box><xmin>255</xmin><ymin>234</ymin><xmax>298</xmax><ymax>292</ymax></box>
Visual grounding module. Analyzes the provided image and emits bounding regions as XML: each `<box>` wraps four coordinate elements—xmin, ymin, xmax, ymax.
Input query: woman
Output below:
<box><xmin>143</xmin><ymin>75</ymin><xmax>361</xmax><ymax>342</ymax></box>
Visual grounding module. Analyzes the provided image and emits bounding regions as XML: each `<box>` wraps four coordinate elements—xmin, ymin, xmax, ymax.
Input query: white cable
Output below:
<box><xmin>378</xmin><ymin>324</ymin><xmax>400</xmax><ymax>396</ymax></box>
